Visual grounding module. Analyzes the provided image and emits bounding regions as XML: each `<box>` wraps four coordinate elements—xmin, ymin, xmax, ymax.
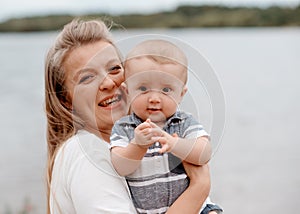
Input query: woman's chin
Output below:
<box><xmin>111</xmin><ymin>101</ymin><xmax>129</xmax><ymax>122</ymax></box>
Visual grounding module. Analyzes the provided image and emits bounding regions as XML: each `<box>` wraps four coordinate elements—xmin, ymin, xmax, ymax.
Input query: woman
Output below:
<box><xmin>45</xmin><ymin>18</ymin><xmax>212</xmax><ymax>214</ymax></box>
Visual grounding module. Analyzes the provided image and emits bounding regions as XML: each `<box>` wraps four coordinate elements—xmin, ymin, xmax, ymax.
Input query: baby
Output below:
<box><xmin>110</xmin><ymin>39</ymin><xmax>222</xmax><ymax>214</ymax></box>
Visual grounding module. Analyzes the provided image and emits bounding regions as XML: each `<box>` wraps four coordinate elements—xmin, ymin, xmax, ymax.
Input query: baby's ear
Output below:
<box><xmin>181</xmin><ymin>86</ymin><xmax>188</xmax><ymax>98</ymax></box>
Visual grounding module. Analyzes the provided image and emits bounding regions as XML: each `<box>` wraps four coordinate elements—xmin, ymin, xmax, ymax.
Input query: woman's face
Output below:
<box><xmin>63</xmin><ymin>40</ymin><xmax>127</xmax><ymax>140</ymax></box>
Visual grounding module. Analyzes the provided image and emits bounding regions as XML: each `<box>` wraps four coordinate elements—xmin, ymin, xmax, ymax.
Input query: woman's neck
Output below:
<box><xmin>99</xmin><ymin>131</ymin><xmax>111</xmax><ymax>143</ymax></box>
<box><xmin>84</xmin><ymin>127</ymin><xmax>111</xmax><ymax>143</ymax></box>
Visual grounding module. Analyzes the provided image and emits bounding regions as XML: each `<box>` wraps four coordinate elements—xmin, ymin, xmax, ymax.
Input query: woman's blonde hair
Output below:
<box><xmin>44</xmin><ymin>18</ymin><xmax>114</xmax><ymax>214</ymax></box>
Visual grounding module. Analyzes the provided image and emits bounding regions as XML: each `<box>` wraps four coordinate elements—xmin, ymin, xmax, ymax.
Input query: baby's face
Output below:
<box><xmin>125</xmin><ymin>57</ymin><xmax>187</xmax><ymax>125</ymax></box>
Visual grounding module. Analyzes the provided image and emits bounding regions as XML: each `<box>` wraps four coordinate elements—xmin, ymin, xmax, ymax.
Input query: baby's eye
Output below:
<box><xmin>138</xmin><ymin>86</ymin><xmax>148</xmax><ymax>92</ymax></box>
<box><xmin>162</xmin><ymin>87</ymin><xmax>172</xmax><ymax>93</ymax></box>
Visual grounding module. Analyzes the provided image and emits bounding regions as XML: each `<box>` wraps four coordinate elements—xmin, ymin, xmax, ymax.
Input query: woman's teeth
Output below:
<box><xmin>99</xmin><ymin>95</ymin><xmax>121</xmax><ymax>107</ymax></box>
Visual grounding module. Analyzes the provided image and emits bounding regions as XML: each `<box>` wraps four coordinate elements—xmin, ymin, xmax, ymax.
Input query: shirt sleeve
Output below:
<box><xmin>181</xmin><ymin>113</ymin><xmax>209</xmax><ymax>139</ymax></box>
<box><xmin>109</xmin><ymin>122</ymin><xmax>131</xmax><ymax>149</ymax></box>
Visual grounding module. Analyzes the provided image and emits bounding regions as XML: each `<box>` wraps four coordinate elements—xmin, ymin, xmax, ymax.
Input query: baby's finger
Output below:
<box><xmin>152</xmin><ymin>136</ymin><xmax>167</xmax><ymax>144</ymax></box>
<box><xmin>141</xmin><ymin>127</ymin><xmax>153</xmax><ymax>135</ymax></box>
<box><xmin>159</xmin><ymin>143</ymin><xmax>169</xmax><ymax>154</ymax></box>
<box><xmin>172</xmin><ymin>133</ymin><xmax>179</xmax><ymax>138</ymax></box>
<box><xmin>137</xmin><ymin>122</ymin><xmax>152</xmax><ymax>130</ymax></box>
<box><xmin>150</xmin><ymin>127</ymin><xmax>164</xmax><ymax>136</ymax></box>
<box><xmin>151</xmin><ymin>136</ymin><xmax>161</xmax><ymax>143</ymax></box>
<box><xmin>148</xmin><ymin>121</ymin><xmax>160</xmax><ymax>129</ymax></box>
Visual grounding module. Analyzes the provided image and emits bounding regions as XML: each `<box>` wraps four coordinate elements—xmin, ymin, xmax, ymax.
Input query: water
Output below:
<box><xmin>0</xmin><ymin>27</ymin><xmax>299</xmax><ymax>213</ymax></box>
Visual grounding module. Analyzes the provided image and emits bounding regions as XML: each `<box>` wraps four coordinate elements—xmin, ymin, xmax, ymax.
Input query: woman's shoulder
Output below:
<box><xmin>57</xmin><ymin>130</ymin><xmax>97</xmax><ymax>155</ymax></box>
<box><xmin>51</xmin><ymin>130</ymin><xmax>137</xmax><ymax>213</ymax></box>
<box><xmin>54</xmin><ymin>130</ymin><xmax>111</xmax><ymax>169</ymax></box>
<box><xmin>52</xmin><ymin>129</ymin><xmax>120</xmax><ymax>187</ymax></box>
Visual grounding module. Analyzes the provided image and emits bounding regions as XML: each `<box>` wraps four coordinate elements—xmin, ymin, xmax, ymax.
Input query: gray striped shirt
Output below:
<box><xmin>110</xmin><ymin>111</ymin><xmax>208</xmax><ymax>214</ymax></box>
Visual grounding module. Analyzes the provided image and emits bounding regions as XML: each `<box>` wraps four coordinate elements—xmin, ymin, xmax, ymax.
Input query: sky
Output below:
<box><xmin>1</xmin><ymin>0</ymin><xmax>299</xmax><ymax>22</ymax></box>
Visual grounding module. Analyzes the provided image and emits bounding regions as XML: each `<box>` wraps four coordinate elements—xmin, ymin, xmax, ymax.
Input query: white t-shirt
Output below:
<box><xmin>50</xmin><ymin>130</ymin><xmax>137</xmax><ymax>214</ymax></box>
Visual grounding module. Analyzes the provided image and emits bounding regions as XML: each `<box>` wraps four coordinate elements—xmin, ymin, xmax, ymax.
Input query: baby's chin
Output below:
<box><xmin>147</xmin><ymin>114</ymin><xmax>167</xmax><ymax>124</ymax></box>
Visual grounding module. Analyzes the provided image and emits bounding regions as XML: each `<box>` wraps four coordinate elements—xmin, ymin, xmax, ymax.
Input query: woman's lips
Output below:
<box><xmin>98</xmin><ymin>95</ymin><xmax>122</xmax><ymax>107</ymax></box>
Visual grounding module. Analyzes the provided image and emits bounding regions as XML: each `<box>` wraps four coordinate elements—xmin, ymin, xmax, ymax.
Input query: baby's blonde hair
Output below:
<box><xmin>125</xmin><ymin>39</ymin><xmax>188</xmax><ymax>83</ymax></box>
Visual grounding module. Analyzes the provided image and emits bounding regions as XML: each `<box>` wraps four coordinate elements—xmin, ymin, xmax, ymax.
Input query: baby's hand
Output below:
<box><xmin>149</xmin><ymin>123</ymin><xmax>178</xmax><ymax>154</ymax></box>
<box><xmin>133</xmin><ymin>119</ymin><xmax>155</xmax><ymax>148</ymax></box>
<box><xmin>159</xmin><ymin>133</ymin><xmax>178</xmax><ymax>153</ymax></box>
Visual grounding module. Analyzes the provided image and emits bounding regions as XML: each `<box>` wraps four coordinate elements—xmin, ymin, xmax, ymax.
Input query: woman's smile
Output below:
<box><xmin>98</xmin><ymin>94</ymin><xmax>122</xmax><ymax>107</ymax></box>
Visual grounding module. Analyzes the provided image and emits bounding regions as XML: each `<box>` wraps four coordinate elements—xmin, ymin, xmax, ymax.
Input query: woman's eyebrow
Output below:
<box><xmin>106</xmin><ymin>58</ymin><xmax>122</xmax><ymax>66</ymax></box>
<box><xmin>72</xmin><ymin>68</ymin><xmax>94</xmax><ymax>82</ymax></box>
<box><xmin>72</xmin><ymin>57</ymin><xmax>122</xmax><ymax>81</ymax></box>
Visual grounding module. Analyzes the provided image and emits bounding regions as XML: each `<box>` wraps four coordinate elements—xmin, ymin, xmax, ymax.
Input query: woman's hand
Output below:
<box><xmin>182</xmin><ymin>161</ymin><xmax>210</xmax><ymax>188</ymax></box>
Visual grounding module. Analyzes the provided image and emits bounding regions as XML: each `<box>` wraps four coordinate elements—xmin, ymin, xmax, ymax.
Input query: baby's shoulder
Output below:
<box><xmin>176</xmin><ymin>110</ymin><xmax>194</xmax><ymax>119</ymax></box>
<box><xmin>114</xmin><ymin>114</ymin><xmax>139</xmax><ymax>126</ymax></box>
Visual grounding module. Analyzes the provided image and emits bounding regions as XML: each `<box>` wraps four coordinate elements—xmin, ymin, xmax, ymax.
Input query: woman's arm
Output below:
<box><xmin>166</xmin><ymin>162</ymin><xmax>211</xmax><ymax>214</ymax></box>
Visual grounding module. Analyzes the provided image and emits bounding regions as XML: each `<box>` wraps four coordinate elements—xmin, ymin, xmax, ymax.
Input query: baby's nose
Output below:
<box><xmin>148</xmin><ymin>91</ymin><xmax>161</xmax><ymax>103</ymax></box>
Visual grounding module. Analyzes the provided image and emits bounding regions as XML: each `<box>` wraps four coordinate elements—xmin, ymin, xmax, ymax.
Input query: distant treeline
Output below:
<box><xmin>1</xmin><ymin>5</ymin><xmax>300</xmax><ymax>32</ymax></box>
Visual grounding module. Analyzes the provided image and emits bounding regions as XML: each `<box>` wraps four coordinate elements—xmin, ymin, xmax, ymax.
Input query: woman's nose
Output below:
<box><xmin>99</xmin><ymin>76</ymin><xmax>116</xmax><ymax>91</ymax></box>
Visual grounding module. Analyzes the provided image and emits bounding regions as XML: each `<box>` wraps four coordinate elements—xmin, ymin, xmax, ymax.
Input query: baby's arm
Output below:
<box><xmin>111</xmin><ymin>143</ymin><xmax>147</xmax><ymax>176</ymax></box>
<box><xmin>111</xmin><ymin>120</ymin><xmax>157</xmax><ymax>176</ymax></box>
<box><xmin>156</xmin><ymin>132</ymin><xmax>211</xmax><ymax>165</ymax></box>
<box><xmin>171</xmin><ymin>135</ymin><xmax>212</xmax><ymax>165</ymax></box>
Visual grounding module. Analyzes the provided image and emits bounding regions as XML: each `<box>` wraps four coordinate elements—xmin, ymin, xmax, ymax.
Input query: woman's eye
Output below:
<box><xmin>138</xmin><ymin>86</ymin><xmax>148</xmax><ymax>92</ymax></box>
<box><xmin>79</xmin><ymin>75</ymin><xmax>94</xmax><ymax>84</ymax></box>
<box><xmin>162</xmin><ymin>87</ymin><xmax>172</xmax><ymax>93</ymax></box>
<box><xmin>109</xmin><ymin>65</ymin><xmax>122</xmax><ymax>74</ymax></box>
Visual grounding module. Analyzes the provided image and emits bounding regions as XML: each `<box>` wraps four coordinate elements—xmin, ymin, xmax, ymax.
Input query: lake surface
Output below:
<box><xmin>0</xmin><ymin>27</ymin><xmax>299</xmax><ymax>213</ymax></box>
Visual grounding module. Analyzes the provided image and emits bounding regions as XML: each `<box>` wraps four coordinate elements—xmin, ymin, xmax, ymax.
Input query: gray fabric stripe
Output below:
<box><xmin>129</xmin><ymin>176</ymin><xmax>189</xmax><ymax>211</ymax></box>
